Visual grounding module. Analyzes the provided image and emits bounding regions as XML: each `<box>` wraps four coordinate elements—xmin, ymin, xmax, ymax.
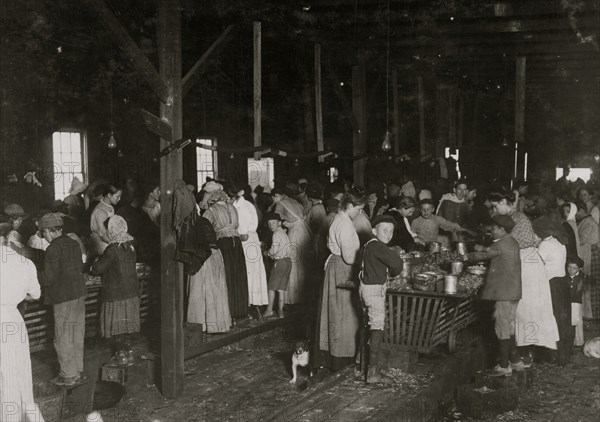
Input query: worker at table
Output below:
<box><xmin>358</xmin><ymin>215</ymin><xmax>403</xmax><ymax>384</ymax></box>
<box><xmin>411</xmin><ymin>199</ymin><xmax>474</xmax><ymax>245</ymax></box>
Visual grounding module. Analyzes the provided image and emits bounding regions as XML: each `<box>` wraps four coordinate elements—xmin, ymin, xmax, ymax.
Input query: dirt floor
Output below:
<box><xmin>445</xmin><ymin>320</ymin><xmax>600</xmax><ymax>422</ymax></box>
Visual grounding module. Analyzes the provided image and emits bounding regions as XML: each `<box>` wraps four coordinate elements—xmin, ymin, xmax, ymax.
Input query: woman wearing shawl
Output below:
<box><xmin>226</xmin><ymin>185</ymin><xmax>268</xmax><ymax>318</ymax></box>
<box><xmin>575</xmin><ymin>202</ymin><xmax>600</xmax><ymax>319</ymax></box>
<box><xmin>488</xmin><ymin>190</ymin><xmax>559</xmax><ymax>364</ymax></box>
<box><xmin>92</xmin><ymin>215</ymin><xmax>140</xmax><ymax>356</ymax></box>
<box><xmin>203</xmin><ymin>190</ymin><xmax>249</xmax><ymax>320</ymax></box>
<box><xmin>271</xmin><ymin>188</ymin><xmax>313</xmax><ymax>304</ymax></box>
<box><xmin>561</xmin><ymin>202</ymin><xmax>581</xmax><ymax>259</ymax></box>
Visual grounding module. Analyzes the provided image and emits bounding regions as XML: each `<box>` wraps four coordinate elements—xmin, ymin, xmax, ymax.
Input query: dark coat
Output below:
<box><xmin>92</xmin><ymin>242</ymin><xmax>139</xmax><ymax>302</ymax></box>
<box><xmin>40</xmin><ymin>235</ymin><xmax>86</xmax><ymax>305</ymax></box>
<box><xmin>468</xmin><ymin>234</ymin><xmax>522</xmax><ymax>301</ymax></box>
<box><xmin>385</xmin><ymin>209</ymin><xmax>415</xmax><ymax>252</ymax></box>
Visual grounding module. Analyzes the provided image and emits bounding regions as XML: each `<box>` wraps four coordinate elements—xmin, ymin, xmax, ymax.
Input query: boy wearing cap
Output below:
<box><xmin>463</xmin><ymin>214</ymin><xmax>524</xmax><ymax>376</ymax></box>
<box><xmin>262</xmin><ymin>212</ymin><xmax>292</xmax><ymax>319</ymax></box>
<box><xmin>39</xmin><ymin>213</ymin><xmax>87</xmax><ymax>386</ymax></box>
<box><xmin>358</xmin><ymin>215</ymin><xmax>404</xmax><ymax>383</ymax></box>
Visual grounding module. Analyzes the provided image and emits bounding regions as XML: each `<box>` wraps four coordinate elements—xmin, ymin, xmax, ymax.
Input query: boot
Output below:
<box><xmin>366</xmin><ymin>330</ymin><xmax>393</xmax><ymax>384</ymax></box>
<box><xmin>356</xmin><ymin>325</ymin><xmax>369</xmax><ymax>371</ymax></box>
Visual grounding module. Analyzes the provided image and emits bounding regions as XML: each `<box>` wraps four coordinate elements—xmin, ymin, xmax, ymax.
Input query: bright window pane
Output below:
<box><xmin>52</xmin><ymin>131</ymin><xmax>86</xmax><ymax>200</ymax></box>
<box><xmin>556</xmin><ymin>168</ymin><xmax>592</xmax><ymax>183</ymax></box>
<box><xmin>196</xmin><ymin>138</ymin><xmax>215</xmax><ymax>188</ymax></box>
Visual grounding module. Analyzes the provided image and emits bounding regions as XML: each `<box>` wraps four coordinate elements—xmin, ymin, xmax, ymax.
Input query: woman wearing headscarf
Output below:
<box><xmin>561</xmin><ymin>202</ymin><xmax>581</xmax><ymax>259</ymax></box>
<box><xmin>575</xmin><ymin>202</ymin><xmax>600</xmax><ymax>320</ymax></box>
<box><xmin>579</xmin><ymin>186</ymin><xmax>600</xmax><ymax>225</ymax></box>
<box><xmin>271</xmin><ymin>188</ymin><xmax>313</xmax><ymax>304</ymax></box>
<box><xmin>316</xmin><ymin>189</ymin><xmax>365</xmax><ymax>371</ymax></box>
<box><xmin>226</xmin><ymin>185</ymin><xmax>268</xmax><ymax>318</ymax></box>
<box><xmin>488</xmin><ymin>189</ymin><xmax>559</xmax><ymax>364</ymax></box>
<box><xmin>203</xmin><ymin>190</ymin><xmax>249</xmax><ymax>321</ymax></box>
<box><xmin>92</xmin><ymin>215</ymin><xmax>140</xmax><ymax>358</ymax></box>
<box><xmin>0</xmin><ymin>223</ymin><xmax>46</xmax><ymax>422</ymax></box>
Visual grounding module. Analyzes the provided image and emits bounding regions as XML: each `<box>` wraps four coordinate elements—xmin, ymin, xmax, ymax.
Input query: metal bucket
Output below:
<box><xmin>444</xmin><ymin>275</ymin><xmax>458</xmax><ymax>294</ymax></box>
<box><xmin>451</xmin><ymin>261</ymin><xmax>464</xmax><ymax>275</ymax></box>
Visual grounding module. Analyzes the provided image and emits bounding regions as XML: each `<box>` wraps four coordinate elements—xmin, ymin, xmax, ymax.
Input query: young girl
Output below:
<box><xmin>262</xmin><ymin>213</ymin><xmax>292</xmax><ymax>319</ymax></box>
<box><xmin>92</xmin><ymin>215</ymin><xmax>140</xmax><ymax>360</ymax></box>
<box><xmin>90</xmin><ymin>183</ymin><xmax>122</xmax><ymax>257</ymax></box>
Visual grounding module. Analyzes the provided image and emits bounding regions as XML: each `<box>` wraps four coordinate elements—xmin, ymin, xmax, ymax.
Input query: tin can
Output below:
<box><xmin>401</xmin><ymin>260</ymin><xmax>412</xmax><ymax>278</ymax></box>
<box><xmin>428</xmin><ymin>242</ymin><xmax>442</xmax><ymax>253</ymax></box>
<box><xmin>451</xmin><ymin>261</ymin><xmax>464</xmax><ymax>275</ymax></box>
<box><xmin>456</xmin><ymin>242</ymin><xmax>467</xmax><ymax>256</ymax></box>
<box><xmin>444</xmin><ymin>275</ymin><xmax>458</xmax><ymax>294</ymax></box>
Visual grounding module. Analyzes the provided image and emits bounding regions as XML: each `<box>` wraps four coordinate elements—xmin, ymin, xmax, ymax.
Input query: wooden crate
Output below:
<box><xmin>383</xmin><ymin>291</ymin><xmax>478</xmax><ymax>354</ymax></box>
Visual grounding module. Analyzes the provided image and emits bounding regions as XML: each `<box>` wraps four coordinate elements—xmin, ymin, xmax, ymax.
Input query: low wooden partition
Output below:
<box><xmin>23</xmin><ymin>265</ymin><xmax>159</xmax><ymax>352</ymax></box>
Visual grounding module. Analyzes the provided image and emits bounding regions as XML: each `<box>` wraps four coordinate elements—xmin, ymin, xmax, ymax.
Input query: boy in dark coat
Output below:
<box><xmin>463</xmin><ymin>215</ymin><xmax>524</xmax><ymax>376</ymax></box>
<box><xmin>359</xmin><ymin>215</ymin><xmax>404</xmax><ymax>383</ymax></box>
<box><xmin>39</xmin><ymin>213</ymin><xmax>87</xmax><ymax>386</ymax></box>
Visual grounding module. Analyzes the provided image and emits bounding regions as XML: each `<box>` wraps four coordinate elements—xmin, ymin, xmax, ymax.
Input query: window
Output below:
<box><xmin>52</xmin><ymin>130</ymin><xmax>86</xmax><ymax>200</ymax></box>
<box><xmin>248</xmin><ymin>157</ymin><xmax>274</xmax><ymax>192</ymax></box>
<box><xmin>556</xmin><ymin>167</ymin><xmax>593</xmax><ymax>183</ymax></box>
<box><xmin>196</xmin><ymin>138</ymin><xmax>217</xmax><ymax>187</ymax></box>
<box><xmin>444</xmin><ymin>147</ymin><xmax>461</xmax><ymax>179</ymax></box>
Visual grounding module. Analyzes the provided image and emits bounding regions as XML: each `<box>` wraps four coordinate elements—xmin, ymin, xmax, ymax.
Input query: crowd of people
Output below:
<box><xmin>1</xmin><ymin>167</ymin><xmax>600</xmax><ymax>419</ymax></box>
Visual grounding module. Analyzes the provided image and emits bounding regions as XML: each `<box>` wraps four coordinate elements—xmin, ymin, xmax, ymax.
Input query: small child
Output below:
<box><xmin>464</xmin><ymin>215</ymin><xmax>524</xmax><ymax>376</ymax></box>
<box><xmin>565</xmin><ymin>256</ymin><xmax>587</xmax><ymax>347</ymax></box>
<box><xmin>411</xmin><ymin>199</ymin><xmax>472</xmax><ymax>245</ymax></box>
<box><xmin>262</xmin><ymin>212</ymin><xmax>292</xmax><ymax>319</ymax></box>
<box><xmin>359</xmin><ymin>215</ymin><xmax>403</xmax><ymax>383</ymax></box>
<box><xmin>92</xmin><ymin>215</ymin><xmax>140</xmax><ymax>360</ymax></box>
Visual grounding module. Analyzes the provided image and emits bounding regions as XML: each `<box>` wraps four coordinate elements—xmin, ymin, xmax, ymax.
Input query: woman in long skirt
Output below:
<box><xmin>187</xmin><ymin>215</ymin><xmax>231</xmax><ymax>333</ymax></box>
<box><xmin>227</xmin><ymin>187</ymin><xmax>268</xmax><ymax>313</ymax></box>
<box><xmin>204</xmin><ymin>191</ymin><xmax>249</xmax><ymax>320</ymax></box>
<box><xmin>576</xmin><ymin>204</ymin><xmax>600</xmax><ymax>319</ymax></box>
<box><xmin>1</xmin><ymin>230</ymin><xmax>45</xmax><ymax>422</ymax></box>
<box><xmin>316</xmin><ymin>190</ymin><xmax>365</xmax><ymax>371</ymax></box>
<box><xmin>271</xmin><ymin>189</ymin><xmax>313</xmax><ymax>304</ymax></box>
<box><xmin>489</xmin><ymin>190</ymin><xmax>559</xmax><ymax>362</ymax></box>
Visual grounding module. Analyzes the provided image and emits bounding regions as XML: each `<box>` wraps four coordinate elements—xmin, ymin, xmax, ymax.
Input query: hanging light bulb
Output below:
<box><xmin>230</xmin><ymin>153</ymin><xmax>235</xmax><ymax>159</ymax></box>
<box><xmin>501</xmin><ymin>137</ymin><xmax>509</xmax><ymax>147</ymax></box>
<box><xmin>294</xmin><ymin>158</ymin><xmax>299</xmax><ymax>166</ymax></box>
<box><xmin>108</xmin><ymin>132</ymin><xmax>117</xmax><ymax>149</ymax></box>
<box><xmin>381</xmin><ymin>131</ymin><xmax>392</xmax><ymax>152</ymax></box>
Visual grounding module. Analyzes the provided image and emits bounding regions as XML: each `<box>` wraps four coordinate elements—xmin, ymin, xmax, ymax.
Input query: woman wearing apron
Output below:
<box><xmin>316</xmin><ymin>190</ymin><xmax>365</xmax><ymax>371</ymax></box>
<box><xmin>488</xmin><ymin>190</ymin><xmax>559</xmax><ymax>365</ymax></box>
<box><xmin>271</xmin><ymin>188</ymin><xmax>313</xmax><ymax>304</ymax></box>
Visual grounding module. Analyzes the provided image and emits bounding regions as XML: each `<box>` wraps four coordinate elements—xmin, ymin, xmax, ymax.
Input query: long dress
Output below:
<box><xmin>204</xmin><ymin>202</ymin><xmax>249</xmax><ymax>318</ymax></box>
<box><xmin>1</xmin><ymin>245</ymin><xmax>45</xmax><ymax>422</ymax></box>
<box><xmin>234</xmin><ymin>197</ymin><xmax>268</xmax><ymax>306</ymax></box>
<box><xmin>274</xmin><ymin>197</ymin><xmax>313</xmax><ymax>304</ymax></box>
<box><xmin>317</xmin><ymin>212</ymin><xmax>361</xmax><ymax>370</ymax></box>
<box><xmin>578</xmin><ymin>216</ymin><xmax>600</xmax><ymax>319</ymax></box>
<box><xmin>510</xmin><ymin>211</ymin><xmax>559</xmax><ymax>350</ymax></box>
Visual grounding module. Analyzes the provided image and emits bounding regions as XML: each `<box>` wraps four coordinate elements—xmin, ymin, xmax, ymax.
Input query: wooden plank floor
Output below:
<box><xmin>96</xmin><ymin>329</ymin><xmax>439</xmax><ymax>422</ymax></box>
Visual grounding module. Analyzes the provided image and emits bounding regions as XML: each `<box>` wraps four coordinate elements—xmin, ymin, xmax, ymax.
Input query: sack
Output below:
<box><xmin>571</xmin><ymin>303</ymin><xmax>582</xmax><ymax>326</ymax></box>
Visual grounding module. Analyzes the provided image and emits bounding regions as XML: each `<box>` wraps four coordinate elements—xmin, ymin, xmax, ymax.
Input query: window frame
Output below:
<box><xmin>196</xmin><ymin>137</ymin><xmax>218</xmax><ymax>187</ymax></box>
<box><xmin>51</xmin><ymin>128</ymin><xmax>88</xmax><ymax>200</ymax></box>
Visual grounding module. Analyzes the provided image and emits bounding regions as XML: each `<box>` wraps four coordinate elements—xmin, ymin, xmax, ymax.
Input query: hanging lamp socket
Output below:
<box><xmin>108</xmin><ymin>133</ymin><xmax>117</xmax><ymax>149</ymax></box>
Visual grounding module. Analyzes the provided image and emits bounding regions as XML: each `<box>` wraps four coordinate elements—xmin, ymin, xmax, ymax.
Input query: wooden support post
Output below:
<box><xmin>392</xmin><ymin>69</ymin><xmax>400</xmax><ymax>156</ymax></box>
<box><xmin>515</xmin><ymin>57</ymin><xmax>526</xmax><ymax>145</ymax></box>
<box><xmin>472</xmin><ymin>93</ymin><xmax>481</xmax><ymax>145</ymax></box>
<box><xmin>457</xmin><ymin>94</ymin><xmax>464</xmax><ymax>148</ymax></box>
<box><xmin>417</xmin><ymin>76</ymin><xmax>426</xmax><ymax>157</ymax></box>
<box><xmin>315</xmin><ymin>44</ymin><xmax>324</xmax><ymax>163</ymax></box>
<box><xmin>158</xmin><ymin>0</ymin><xmax>184</xmax><ymax>398</ymax></box>
<box><xmin>448</xmin><ymin>86</ymin><xmax>457</xmax><ymax>149</ymax></box>
<box><xmin>352</xmin><ymin>62</ymin><xmax>367</xmax><ymax>187</ymax></box>
<box><xmin>253</xmin><ymin>22</ymin><xmax>262</xmax><ymax>161</ymax></box>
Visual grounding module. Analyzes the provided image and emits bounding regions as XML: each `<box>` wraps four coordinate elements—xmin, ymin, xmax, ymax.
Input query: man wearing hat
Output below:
<box><xmin>38</xmin><ymin>213</ymin><xmax>87</xmax><ymax>386</ymax></box>
<box><xmin>358</xmin><ymin>215</ymin><xmax>404</xmax><ymax>383</ymax></box>
<box><xmin>463</xmin><ymin>214</ymin><xmax>525</xmax><ymax>376</ymax></box>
